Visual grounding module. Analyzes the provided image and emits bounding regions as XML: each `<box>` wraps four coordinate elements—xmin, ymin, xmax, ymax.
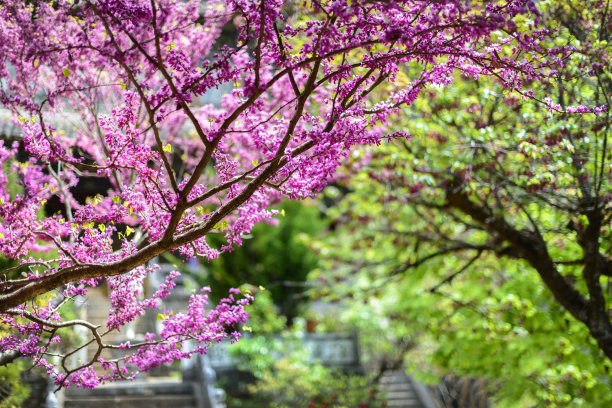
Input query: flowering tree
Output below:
<box><xmin>0</xmin><ymin>0</ymin><xmax>551</xmax><ymax>389</ymax></box>
<box><xmin>315</xmin><ymin>0</ymin><xmax>612</xmax><ymax>405</ymax></box>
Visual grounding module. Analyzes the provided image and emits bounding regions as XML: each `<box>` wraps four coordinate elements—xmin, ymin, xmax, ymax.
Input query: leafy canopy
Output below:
<box><xmin>314</xmin><ymin>0</ymin><xmax>612</xmax><ymax>405</ymax></box>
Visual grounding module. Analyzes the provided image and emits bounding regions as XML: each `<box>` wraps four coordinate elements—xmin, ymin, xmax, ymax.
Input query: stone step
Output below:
<box><xmin>385</xmin><ymin>399</ymin><xmax>425</xmax><ymax>408</ymax></box>
<box><xmin>385</xmin><ymin>397</ymin><xmax>421</xmax><ymax>406</ymax></box>
<box><xmin>380</xmin><ymin>374</ymin><xmax>409</xmax><ymax>383</ymax></box>
<box><xmin>384</xmin><ymin>382</ymin><xmax>416</xmax><ymax>392</ymax></box>
<box><xmin>386</xmin><ymin>391</ymin><xmax>417</xmax><ymax>400</ymax></box>
<box><xmin>64</xmin><ymin>394</ymin><xmax>196</xmax><ymax>408</ymax></box>
<box><xmin>381</xmin><ymin>378</ymin><xmax>410</xmax><ymax>385</ymax></box>
<box><xmin>379</xmin><ymin>370</ymin><xmax>430</xmax><ymax>408</ymax></box>
<box><xmin>65</xmin><ymin>378</ymin><xmax>192</xmax><ymax>397</ymax></box>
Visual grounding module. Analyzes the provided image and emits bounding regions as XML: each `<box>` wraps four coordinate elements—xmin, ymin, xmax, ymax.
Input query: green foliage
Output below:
<box><xmin>240</xmin><ymin>286</ymin><xmax>287</xmax><ymax>335</ymax></box>
<box><xmin>312</xmin><ymin>1</ymin><xmax>612</xmax><ymax>406</ymax></box>
<box><xmin>0</xmin><ymin>360</ymin><xmax>30</xmax><ymax>408</ymax></box>
<box><xmin>224</xmin><ymin>290</ymin><xmax>385</xmax><ymax>408</ymax></box>
<box><xmin>242</xmin><ymin>357</ymin><xmax>384</xmax><ymax>408</ymax></box>
<box><xmin>229</xmin><ymin>335</ymin><xmax>385</xmax><ymax>408</ymax></box>
<box><xmin>317</xmin><ymin>153</ymin><xmax>612</xmax><ymax>406</ymax></box>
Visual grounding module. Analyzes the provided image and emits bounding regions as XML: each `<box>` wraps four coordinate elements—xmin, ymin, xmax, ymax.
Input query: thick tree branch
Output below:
<box><xmin>445</xmin><ymin>182</ymin><xmax>612</xmax><ymax>360</ymax></box>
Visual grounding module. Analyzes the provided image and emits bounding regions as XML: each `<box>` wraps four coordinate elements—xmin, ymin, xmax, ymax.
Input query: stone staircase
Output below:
<box><xmin>63</xmin><ymin>378</ymin><xmax>198</xmax><ymax>408</ymax></box>
<box><xmin>379</xmin><ymin>370</ymin><xmax>437</xmax><ymax>408</ymax></box>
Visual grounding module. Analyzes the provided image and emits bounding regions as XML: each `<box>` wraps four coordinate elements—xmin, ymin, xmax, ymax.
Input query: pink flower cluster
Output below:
<box><xmin>15</xmin><ymin>286</ymin><xmax>252</xmax><ymax>389</ymax></box>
